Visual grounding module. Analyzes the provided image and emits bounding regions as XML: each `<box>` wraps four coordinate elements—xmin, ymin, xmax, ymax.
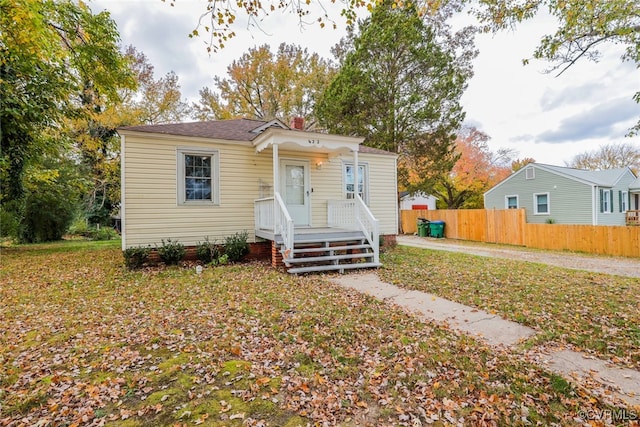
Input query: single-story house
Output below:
<box><xmin>118</xmin><ymin>118</ymin><xmax>398</xmax><ymax>273</ymax></box>
<box><xmin>399</xmin><ymin>191</ymin><xmax>437</xmax><ymax>211</ymax></box>
<box><xmin>484</xmin><ymin>163</ymin><xmax>639</xmax><ymax>226</ymax></box>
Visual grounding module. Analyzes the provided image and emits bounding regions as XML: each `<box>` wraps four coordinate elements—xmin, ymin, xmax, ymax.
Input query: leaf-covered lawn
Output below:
<box><xmin>380</xmin><ymin>245</ymin><xmax>640</xmax><ymax>370</ymax></box>
<box><xmin>0</xmin><ymin>242</ymin><xmax>626</xmax><ymax>426</ymax></box>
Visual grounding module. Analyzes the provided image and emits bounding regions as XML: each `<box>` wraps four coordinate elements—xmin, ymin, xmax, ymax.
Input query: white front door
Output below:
<box><xmin>280</xmin><ymin>159</ymin><xmax>310</xmax><ymax>226</ymax></box>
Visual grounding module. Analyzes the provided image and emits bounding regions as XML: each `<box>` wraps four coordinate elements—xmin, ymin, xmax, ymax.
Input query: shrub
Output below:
<box><xmin>157</xmin><ymin>239</ymin><xmax>185</xmax><ymax>265</ymax></box>
<box><xmin>223</xmin><ymin>231</ymin><xmax>249</xmax><ymax>262</ymax></box>
<box><xmin>18</xmin><ymin>158</ymin><xmax>83</xmax><ymax>243</ymax></box>
<box><xmin>89</xmin><ymin>226</ymin><xmax>119</xmax><ymax>241</ymax></box>
<box><xmin>196</xmin><ymin>237</ymin><xmax>221</xmax><ymax>264</ymax></box>
<box><xmin>123</xmin><ymin>246</ymin><xmax>151</xmax><ymax>269</ymax></box>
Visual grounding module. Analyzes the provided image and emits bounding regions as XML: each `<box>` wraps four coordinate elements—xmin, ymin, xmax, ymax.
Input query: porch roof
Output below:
<box><xmin>252</xmin><ymin>127</ymin><xmax>364</xmax><ymax>155</ymax></box>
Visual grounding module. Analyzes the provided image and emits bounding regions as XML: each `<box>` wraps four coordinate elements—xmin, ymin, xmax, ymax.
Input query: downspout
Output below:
<box><xmin>120</xmin><ymin>134</ymin><xmax>126</xmax><ymax>250</ymax></box>
<box><xmin>592</xmin><ymin>185</ymin><xmax>597</xmax><ymax>225</ymax></box>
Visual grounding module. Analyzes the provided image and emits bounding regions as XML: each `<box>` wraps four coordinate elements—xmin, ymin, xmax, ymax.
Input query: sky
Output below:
<box><xmin>91</xmin><ymin>0</ymin><xmax>640</xmax><ymax>166</ymax></box>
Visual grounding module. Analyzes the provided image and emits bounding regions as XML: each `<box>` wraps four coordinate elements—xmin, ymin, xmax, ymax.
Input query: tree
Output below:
<box><xmin>316</xmin><ymin>1</ymin><xmax>475</xmax><ymax>193</ymax></box>
<box><xmin>567</xmin><ymin>142</ymin><xmax>640</xmax><ymax>174</ymax></box>
<box><xmin>67</xmin><ymin>46</ymin><xmax>191</xmax><ymax>226</ymax></box>
<box><xmin>178</xmin><ymin>0</ymin><xmax>639</xmax><ymax>133</ymax></box>
<box><xmin>433</xmin><ymin>127</ymin><xmax>514</xmax><ymax>209</ymax></box>
<box><xmin>192</xmin><ymin>43</ymin><xmax>335</xmax><ymax>128</ymax></box>
<box><xmin>0</xmin><ymin>0</ymin><xmax>133</xmax><ymax>199</ymax></box>
<box><xmin>511</xmin><ymin>157</ymin><xmax>536</xmax><ymax>172</ymax></box>
<box><xmin>1</xmin><ymin>0</ymin><xmax>134</xmax><ymax>241</ymax></box>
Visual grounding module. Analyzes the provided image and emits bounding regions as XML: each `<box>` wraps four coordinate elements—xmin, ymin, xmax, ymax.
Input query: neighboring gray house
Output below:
<box><xmin>484</xmin><ymin>163</ymin><xmax>639</xmax><ymax>225</ymax></box>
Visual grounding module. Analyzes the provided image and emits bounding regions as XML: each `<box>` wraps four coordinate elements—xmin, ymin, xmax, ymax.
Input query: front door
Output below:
<box><xmin>280</xmin><ymin>159</ymin><xmax>310</xmax><ymax>226</ymax></box>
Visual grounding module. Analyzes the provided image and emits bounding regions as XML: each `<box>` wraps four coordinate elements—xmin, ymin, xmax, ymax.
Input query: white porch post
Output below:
<box><xmin>273</xmin><ymin>144</ymin><xmax>279</xmax><ymax>194</ymax></box>
<box><xmin>353</xmin><ymin>148</ymin><xmax>359</xmax><ymax>200</ymax></box>
<box><xmin>273</xmin><ymin>144</ymin><xmax>279</xmax><ymax>232</ymax></box>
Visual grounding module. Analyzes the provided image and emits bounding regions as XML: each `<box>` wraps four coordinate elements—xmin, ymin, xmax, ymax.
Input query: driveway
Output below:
<box><xmin>397</xmin><ymin>235</ymin><xmax>640</xmax><ymax>279</ymax></box>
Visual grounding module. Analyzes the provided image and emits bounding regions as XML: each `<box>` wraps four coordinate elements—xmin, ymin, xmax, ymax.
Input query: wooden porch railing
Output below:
<box><xmin>274</xmin><ymin>192</ymin><xmax>294</xmax><ymax>262</ymax></box>
<box><xmin>328</xmin><ymin>197</ymin><xmax>379</xmax><ymax>264</ymax></box>
<box><xmin>254</xmin><ymin>197</ymin><xmax>274</xmax><ymax>230</ymax></box>
<box><xmin>327</xmin><ymin>199</ymin><xmax>356</xmax><ymax>228</ymax></box>
<box><xmin>626</xmin><ymin>210</ymin><xmax>640</xmax><ymax>226</ymax></box>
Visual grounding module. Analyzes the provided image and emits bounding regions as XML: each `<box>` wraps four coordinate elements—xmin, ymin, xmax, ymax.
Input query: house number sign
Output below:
<box><xmin>308</xmin><ymin>139</ymin><xmax>320</xmax><ymax>145</ymax></box>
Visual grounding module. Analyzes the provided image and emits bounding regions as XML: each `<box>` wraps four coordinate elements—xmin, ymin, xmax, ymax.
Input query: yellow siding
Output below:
<box><xmin>362</xmin><ymin>152</ymin><xmax>399</xmax><ymax>235</ymax></box>
<box><xmin>122</xmin><ymin>133</ymin><xmax>398</xmax><ymax>248</ymax></box>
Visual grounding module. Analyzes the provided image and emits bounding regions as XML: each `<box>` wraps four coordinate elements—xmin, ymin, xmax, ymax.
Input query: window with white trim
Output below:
<box><xmin>621</xmin><ymin>191</ymin><xmax>628</xmax><ymax>212</ymax></box>
<box><xmin>177</xmin><ymin>148</ymin><xmax>219</xmax><ymax>205</ymax></box>
<box><xmin>533</xmin><ymin>192</ymin><xmax>549</xmax><ymax>215</ymax></box>
<box><xmin>343</xmin><ymin>163</ymin><xmax>368</xmax><ymax>203</ymax></box>
<box><xmin>505</xmin><ymin>195</ymin><xmax>519</xmax><ymax>209</ymax></box>
<box><xmin>602</xmin><ymin>190</ymin><xmax>611</xmax><ymax>213</ymax></box>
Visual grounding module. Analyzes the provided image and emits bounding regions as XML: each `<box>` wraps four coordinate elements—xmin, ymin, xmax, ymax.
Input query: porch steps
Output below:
<box><xmin>288</xmin><ymin>262</ymin><xmax>381</xmax><ymax>274</ymax></box>
<box><xmin>280</xmin><ymin>231</ymin><xmax>380</xmax><ymax>274</ymax></box>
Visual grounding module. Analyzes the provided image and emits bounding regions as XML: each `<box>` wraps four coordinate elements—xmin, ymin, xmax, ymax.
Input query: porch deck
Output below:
<box><xmin>255</xmin><ymin>226</ymin><xmax>363</xmax><ymax>244</ymax></box>
<box><xmin>626</xmin><ymin>210</ymin><xmax>640</xmax><ymax>226</ymax></box>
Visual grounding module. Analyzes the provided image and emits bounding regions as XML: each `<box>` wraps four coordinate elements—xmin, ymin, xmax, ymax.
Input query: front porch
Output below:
<box><xmin>254</xmin><ymin>196</ymin><xmax>380</xmax><ymax>273</ymax></box>
<box><xmin>626</xmin><ymin>210</ymin><xmax>640</xmax><ymax>226</ymax></box>
<box><xmin>250</xmin><ymin>120</ymin><xmax>381</xmax><ymax>273</ymax></box>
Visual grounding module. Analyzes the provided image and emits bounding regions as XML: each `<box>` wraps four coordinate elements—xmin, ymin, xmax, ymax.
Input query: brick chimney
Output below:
<box><xmin>290</xmin><ymin>117</ymin><xmax>304</xmax><ymax>130</ymax></box>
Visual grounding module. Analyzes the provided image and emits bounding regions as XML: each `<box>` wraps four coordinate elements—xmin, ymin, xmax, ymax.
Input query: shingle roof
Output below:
<box><xmin>358</xmin><ymin>145</ymin><xmax>396</xmax><ymax>156</ymax></box>
<box><xmin>539</xmin><ymin>163</ymin><xmax>631</xmax><ymax>187</ymax></box>
<box><xmin>629</xmin><ymin>177</ymin><xmax>640</xmax><ymax>191</ymax></box>
<box><xmin>118</xmin><ymin>119</ymin><xmax>397</xmax><ymax>155</ymax></box>
<box><xmin>118</xmin><ymin>119</ymin><xmax>269</xmax><ymax>141</ymax></box>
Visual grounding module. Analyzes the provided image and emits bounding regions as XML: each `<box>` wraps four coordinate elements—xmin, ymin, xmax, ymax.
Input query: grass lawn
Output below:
<box><xmin>380</xmin><ymin>245</ymin><xmax>640</xmax><ymax>370</ymax></box>
<box><xmin>0</xmin><ymin>241</ymin><xmax>629</xmax><ymax>426</ymax></box>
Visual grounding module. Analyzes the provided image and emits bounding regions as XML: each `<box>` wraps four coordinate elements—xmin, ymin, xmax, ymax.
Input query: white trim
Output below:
<box><xmin>120</xmin><ymin>134</ymin><xmax>126</xmax><ymax>250</ymax></box>
<box><xmin>504</xmin><ymin>194</ymin><xmax>519</xmax><ymax>209</ymax></box>
<box><xmin>533</xmin><ymin>192</ymin><xmax>550</xmax><ymax>215</ymax></box>
<box><xmin>602</xmin><ymin>189</ymin><xmax>611</xmax><ymax>214</ymax></box>
<box><xmin>250</xmin><ymin>118</ymin><xmax>287</xmax><ymax>134</ymax></box>
<box><xmin>176</xmin><ymin>147</ymin><xmax>220</xmax><ymax>206</ymax></box>
<box><xmin>592</xmin><ymin>185</ymin><xmax>597</xmax><ymax>225</ymax></box>
<box><xmin>279</xmin><ymin>158</ymin><xmax>311</xmax><ymax>226</ymax></box>
<box><xmin>253</xmin><ymin>127</ymin><xmax>363</xmax><ymax>154</ymax></box>
<box><xmin>622</xmin><ymin>190</ymin><xmax>629</xmax><ymax>212</ymax></box>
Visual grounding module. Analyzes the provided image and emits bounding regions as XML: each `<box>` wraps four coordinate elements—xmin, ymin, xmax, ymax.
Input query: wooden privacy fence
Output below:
<box><xmin>401</xmin><ymin>209</ymin><xmax>640</xmax><ymax>258</ymax></box>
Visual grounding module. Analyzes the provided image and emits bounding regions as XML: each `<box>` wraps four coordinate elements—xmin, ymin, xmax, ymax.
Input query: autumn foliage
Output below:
<box><xmin>0</xmin><ymin>242</ymin><xmax>633</xmax><ymax>425</ymax></box>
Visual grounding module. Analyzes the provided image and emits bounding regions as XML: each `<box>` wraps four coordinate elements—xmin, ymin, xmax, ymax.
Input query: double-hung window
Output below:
<box><xmin>505</xmin><ymin>195</ymin><xmax>519</xmax><ymax>209</ymax></box>
<box><xmin>344</xmin><ymin>163</ymin><xmax>368</xmax><ymax>203</ymax></box>
<box><xmin>533</xmin><ymin>192</ymin><xmax>549</xmax><ymax>215</ymax></box>
<box><xmin>177</xmin><ymin>148</ymin><xmax>219</xmax><ymax>205</ymax></box>
<box><xmin>620</xmin><ymin>191</ymin><xmax>628</xmax><ymax>212</ymax></box>
<box><xmin>601</xmin><ymin>189</ymin><xmax>612</xmax><ymax>213</ymax></box>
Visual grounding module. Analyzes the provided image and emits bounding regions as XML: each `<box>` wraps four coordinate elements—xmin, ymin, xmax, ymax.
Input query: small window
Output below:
<box><xmin>534</xmin><ymin>192</ymin><xmax>549</xmax><ymax>215</ymax></box>
<box><xmin>177</xmin><ymin>148</ymin><xmax>219</xmax><ymax>205</ymax></box>
<box><xmin>602</xmin><ymin>190</ymin><xmax>610</xmax><ymax>213</ymax></box>
<box><xmin>344</xmin><ymin>163</ymin><xmax>368</xmax><ymax>203</ymax></box>
<box><xmin>525</xmin><ymin>167</ymin><xmax>535</xmax><ymax>180</ymax></box>
<box><xmin>621</xmin><ymin>191</ymin><xmax>628</xmax><ymax>212</ymax></box>
<box><xmin>505</xmin><ymin>195</ymin><xmax>519</xmax><ymax>209</ymax></box>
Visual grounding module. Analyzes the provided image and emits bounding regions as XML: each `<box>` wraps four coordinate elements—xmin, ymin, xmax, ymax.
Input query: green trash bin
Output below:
<box><xmin>429</xmin><ymin>220</ymin><xmax>445</xmax><ymax>238</ymax></box>
<box><xmin>417</xmin><ymin>218</ymin><xmax>429</xmax><ymax>237</ymax></box>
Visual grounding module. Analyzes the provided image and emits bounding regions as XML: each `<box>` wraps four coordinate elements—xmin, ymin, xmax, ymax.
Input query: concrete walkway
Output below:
<box><xmin>397</xmin><ymin>235</ymin><xmax>640</xmax><ymax>278</ymax></box>
<box><xmin>331</xmin><ymin>273</ymin><xmax>640</xmax><ymax>408</ymax></box>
